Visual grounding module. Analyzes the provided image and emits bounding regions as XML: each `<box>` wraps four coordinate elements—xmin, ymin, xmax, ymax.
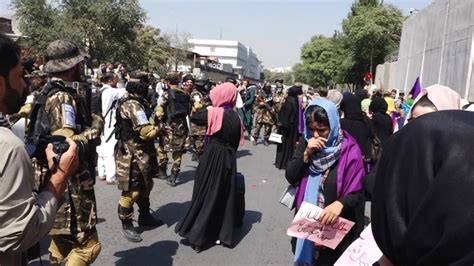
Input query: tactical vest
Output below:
<box><xmin>27</xmin><ymin>81</ymin><xmax>90</xmax><ymax>164</ymax></box>
<box><xmin>167</xmin><ymin>89</ymin><xmax>189</xmax><ymax>119</ymax></box>
<box><xmin>115</xmin><ymin>95</ymin><xmax>152</xmax><ymax>141</ymax></box>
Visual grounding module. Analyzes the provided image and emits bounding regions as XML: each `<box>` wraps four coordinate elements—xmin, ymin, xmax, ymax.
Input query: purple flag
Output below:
<box><xmin>410</xmin><ymin>77</ymin><xmax>422</xmax><ymax>99</ymax></box>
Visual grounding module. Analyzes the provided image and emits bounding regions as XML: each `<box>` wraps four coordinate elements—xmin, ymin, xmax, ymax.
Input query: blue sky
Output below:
<box><xmin>1</xmin><ymin>0</ymin><xmax>432</xmax><ymax>68</ymax></box>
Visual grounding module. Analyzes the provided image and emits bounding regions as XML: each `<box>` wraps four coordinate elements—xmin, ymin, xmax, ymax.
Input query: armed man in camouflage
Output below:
<box><xmin>273</xmin><ymin>79</ymin><xmax>286</xmax><ymax>114</ymax></box>
<box><xmin>115</xmin><ymin>71</ymin><xmax>163</xmax><ymax>243</ymax></box>
<box><xmin>31</xmin><ymin>40</ymin><xmax>103</xmax><ymax>265</ymax></box>
<box><xmin>189</xmin><ymin>73</ymin><xmax>212</xmax><ymax>159</ymax></box>
<box><xmin>252</xmin><ymin>83</ymin><xmax>276</xmax><ymax>146</ymax></box>
<box><xmin>155</xmin><ymin>73</ymin><xmax>191</xmax><ymax>187</ymax></box>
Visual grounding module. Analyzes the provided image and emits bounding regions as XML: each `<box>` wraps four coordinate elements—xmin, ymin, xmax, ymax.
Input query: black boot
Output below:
<box><xmin>137</xmin><ymin>198</ymin><xmax>163</xmax><ymax>227</ymax></box>
<box><xmin>121</xmin><ymin>220</ymin><xmax>142</xmax><ymax>242</ymax></box>
<box><xmin>167</xmin><ymin>170</ymin><xmax>178</xmax><ymax>187</ymax></box>
<box><xmin>118</xmin><ymin>205</ymin><xmax>142</xmax><ymax>242</ymax></box>
<box><xmin>157</xmin><ymin>166</ymin><xmax>168</xmax><ymax>180</ymax></box>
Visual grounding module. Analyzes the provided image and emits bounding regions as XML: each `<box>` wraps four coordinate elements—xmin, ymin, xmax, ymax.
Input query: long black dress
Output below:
<box><xmin>175</xmin><ymin>109</ymin><xmax>241</xmax><ymax>248</ymax></box>
<box><xmin>275</xmin><ymin>94</ymin><xmax>299</xmax><ymax>169</ymax></box>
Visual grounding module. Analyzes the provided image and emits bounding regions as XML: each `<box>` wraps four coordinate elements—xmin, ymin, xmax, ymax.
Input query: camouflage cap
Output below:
<box><xmin>43</xmin><ymin>40</ymin><xmax>89</xmax><ymax>74</ymax></box>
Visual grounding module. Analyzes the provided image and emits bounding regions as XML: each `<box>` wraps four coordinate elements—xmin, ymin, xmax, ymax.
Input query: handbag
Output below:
<box><xmin>279</xmin><ymin>185</ymin><xmax>296</xmax><ymax>210</ymax></box>
<box><xmin>269</xmin><ymin>132</ymin><xmax>283</xmax><ymax>143</ymax></box>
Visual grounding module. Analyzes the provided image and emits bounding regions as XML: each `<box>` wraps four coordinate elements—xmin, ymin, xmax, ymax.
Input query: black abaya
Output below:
<box><xmin>275</xmin><ymin>95</ymin><xmax>299</xmax><ymax>170</ymax></box>
<box><xmin>175</xmin><ymin>109</ymin><xmax>241</xmax><ymax>248</ymax></box>
<box><xmin>372</xmin><ymin>110</ymin><xmax>474</xmax><ymax>265</ymax></box>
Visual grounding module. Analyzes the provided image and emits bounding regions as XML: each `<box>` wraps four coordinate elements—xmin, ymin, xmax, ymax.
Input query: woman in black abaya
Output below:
<box><xmin>275</xmin><ymin>86</ymin><xmax>302</xmax><ymax>169</ymax></box>
<box><xmin>372</xmin><ymin>110</ymin><xmax>474</xmax><ymax>265</ymax></box>
<box><xmin>176</xmin><ymin>82</ymin><xmax>243</xmax><ymax>252</ymax></box>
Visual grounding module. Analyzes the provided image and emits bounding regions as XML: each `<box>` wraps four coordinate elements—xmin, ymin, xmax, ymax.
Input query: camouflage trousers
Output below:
<box><xmin>253</xmin><ymin>123</ymin><xmax>273</xmax><ymax>140</ymax></box>
<box><xmin>49</xmin><ymin>231</ymin><xmax>101</xmax><ymax>266</ymax></box>
<box><xmin>157</xmin><ymin>141</ymin><xmax>184</xmax><ymax>173</ymax></box>
<box><xmin>192</xmin><ymin>135</ymin><xmax>206</xmax><ymax>156</ymax></box>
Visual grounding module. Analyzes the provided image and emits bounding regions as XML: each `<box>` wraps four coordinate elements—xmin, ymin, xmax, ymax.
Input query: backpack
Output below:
<box><xmin>26</xmin><ymin>82</ymin><xmax>74</xmax><ymax>165</ymax></box>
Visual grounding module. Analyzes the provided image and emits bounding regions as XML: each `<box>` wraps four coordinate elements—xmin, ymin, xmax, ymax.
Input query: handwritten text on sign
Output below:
<box><xmin>287</xmin><ymin>202</ymin><xmax>355</xmax><ymax>250</ymax></box>
<box><xmin>335</xmin><ymin>224</ymin><xmax>383</xmax><ymax>266</ymax></box>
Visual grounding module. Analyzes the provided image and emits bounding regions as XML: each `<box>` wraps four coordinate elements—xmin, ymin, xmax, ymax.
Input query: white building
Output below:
<box><xmin>188</xmin><ymin>39</ymin><xmax>263</xmax><ymax>81</ymax></box>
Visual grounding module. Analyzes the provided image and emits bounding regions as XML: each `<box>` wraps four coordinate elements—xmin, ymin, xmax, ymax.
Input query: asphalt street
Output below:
<box><xmin>31</xmin><ymin>139</ymin><xmax>297</xmax><ymax>265</ymax></box>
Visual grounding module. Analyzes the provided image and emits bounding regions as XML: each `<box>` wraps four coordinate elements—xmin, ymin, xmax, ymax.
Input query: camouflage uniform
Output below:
<box><xmin>115</xmin><ymin>93</ymin><xmax>161</xmax><ymax>234</ymax></box>
<box><xmin>189</xmin><ymin>89</ymin><xmax>211</xmax><ymax>156</ymax></box>
<box><xmin>33</xmin><ymin>79</ymin><xmax>103</xmax><ymax>265</ymax></box>
<box><xmin>252</xmin><ymin>89</ymin><xmax>276</xmax><ymax>144</ymax></box>
<box><xmin>155</xmin><ymin>86</ymin><xmax>190</xmax><ymax>175</ymax></box>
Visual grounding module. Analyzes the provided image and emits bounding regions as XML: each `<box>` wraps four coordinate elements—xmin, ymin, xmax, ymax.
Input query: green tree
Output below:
<box><xmin>12</xmin><ymin>0</ymin><xmax>168</xmax><ymax>69</ymax></box>
<box><xmin>293</xmin><ymin>35</ymin><xmax>350</xmax><ymax>87</ymax></box>
<box><xmin>342</xmin><ymin>2</ymin><xmax>404</xmax><ymax>86</ymax></box>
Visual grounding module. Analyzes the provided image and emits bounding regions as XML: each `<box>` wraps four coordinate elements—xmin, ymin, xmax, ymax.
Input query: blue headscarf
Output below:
<box><xmin>294</xmin><ymin>98</ymin><xmax>343</xmax><ymax>265</ymax></box>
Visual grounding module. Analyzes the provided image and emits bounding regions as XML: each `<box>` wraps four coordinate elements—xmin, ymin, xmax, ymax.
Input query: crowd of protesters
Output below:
<box><xmin>2</xmin><ymin>31</ymin><xmax>474</xmax><ymax>266</ymax></box>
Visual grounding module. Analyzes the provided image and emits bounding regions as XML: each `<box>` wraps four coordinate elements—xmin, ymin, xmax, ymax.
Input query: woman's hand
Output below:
<box><xmin>303</xmin><ymin>137</ymin><xmax>327</xmax><ymax>163</ymax></box>
<box><xmin>319</xmin><ymin>201</ymin><xmax>344</xmax><ymax>225</ymax></box>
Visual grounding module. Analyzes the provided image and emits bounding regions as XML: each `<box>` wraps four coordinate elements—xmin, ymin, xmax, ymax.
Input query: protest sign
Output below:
<box><xmin>335</xmin><ymin>224</ymin><xmax>383</xmax><ymax>266</ymax></box>
<box><xmin>287</xmin><ymin>202</ymin><xmax>354</xmax><ymax>250</ymax></box>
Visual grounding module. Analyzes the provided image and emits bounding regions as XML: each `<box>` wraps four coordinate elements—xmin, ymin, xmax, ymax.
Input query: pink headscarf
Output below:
<box><xmin>407</xmin><ymin>84</ymin><xmax>461</xmax><ymax>120</ymax></box>
<box><xmin>207</xmin><ymin>82</ymin><xmax>244</xmax><ymax>146</ymax></box>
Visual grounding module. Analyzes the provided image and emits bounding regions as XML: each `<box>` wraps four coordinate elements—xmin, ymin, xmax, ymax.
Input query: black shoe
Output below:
<box><xmin>191</xmin><ymin>153</ymin><xmax>199</xmax><ymax>162</ymax></box>
<box><xmin>121</xmin><ymin>220</ymin><xmax>142</xmax><ymax>242</ymax></box>
<box><xmin>167</xmin><ymin>171</ymin><xmax>178</xmax><ymax>187</ymax></box>
<box><xmin>252</xmin><ymin>139</ymin><xmax>257</xmax><ymax>146</ymax></box>
<box><xmin>263</xmin><ymin>140</ymin><xmax>269</xmax><ymax>146</ymax></box>
<box><xmin>191</xmin><ymin>245</ymin><xmax>203</xmax><ymax>253</ymax></box>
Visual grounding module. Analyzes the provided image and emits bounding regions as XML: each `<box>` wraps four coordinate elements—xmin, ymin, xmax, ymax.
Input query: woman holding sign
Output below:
<box><xmin>286</xmin><ymin>98</ymin><xmax>366</xmax><ymax>265</ymax></box>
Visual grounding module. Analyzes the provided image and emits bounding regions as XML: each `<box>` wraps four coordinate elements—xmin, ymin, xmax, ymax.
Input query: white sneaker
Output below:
<box><xmin>250</xmin><ymin>136</ymin><xmax>255</xmax><ymax>142</ymax></box>
<box><xmin>215</xmin><ymin>240</ymin><xmax>221</xmax><ymax>245</ymax></box>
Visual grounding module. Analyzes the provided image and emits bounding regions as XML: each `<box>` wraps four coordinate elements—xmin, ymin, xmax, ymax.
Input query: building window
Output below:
<box><xmin>210</xmin><ymin>46</ymin><xmax>215</xmax><ymax>52</ymax></box>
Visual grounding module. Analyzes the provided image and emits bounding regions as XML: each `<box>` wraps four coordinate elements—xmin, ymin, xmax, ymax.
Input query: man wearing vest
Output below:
<box><xmin>155</xmin><ymin>72</ymin><xmax>191</xmax><ymax>187</ymax></box>
<box><xmin>253</xmin><ymin>82</ymin><xmax>276</xmax><ymax>146</ymax></box>
<box><xmin>190</xmin><ymin>73</ymin><xmax>212</xmax><ymax>159</ymax></box>
<box><xmin>115</xmin><ymin>71</ymin><xmax>163</xmax><ymax>242</ymax></box>
<box><xmin>34</xmin><ymin>40</ymin><xmax>104</xmax><ymax>265</ymax></box>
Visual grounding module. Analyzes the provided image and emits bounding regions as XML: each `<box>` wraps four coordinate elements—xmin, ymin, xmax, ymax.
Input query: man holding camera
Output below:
<box><xmin>0</xmin><ymin>34</ymin><xmax>79</xmax><ymax>265</ymax></box>
<box><xmin>115</xmin><ymin>71</ymin><xmax>163</xmax><ymax>242</ymax></box>
<box><xmin>29</xmin><ymin>39</ymin><xmax>104</xmax><ymax>265</ymax></box>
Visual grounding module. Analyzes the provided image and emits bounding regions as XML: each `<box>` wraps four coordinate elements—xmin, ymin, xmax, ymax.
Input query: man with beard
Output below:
<box><xmin>29</xmin><ymin>40</ymin><xmax>104</xmax><ymax>265</ymax></box>
<box><xmin>0</xmin><ymin>34</ymin><xmax>79</xmax><ymax>265</ymax></box>
<box><xmin>155</xmin><ymin>73</ymin><xmax>191</xmax><ymax>187</ymax></box>
<box><xmin>189</xmin><ymin>73</ymin><xmax>212</xmax><ymax>159</ymax></box>
<box><xmin>252</xmin><ymin>83</ymin><xmax>276</xmax><ymax>146</ymax></box>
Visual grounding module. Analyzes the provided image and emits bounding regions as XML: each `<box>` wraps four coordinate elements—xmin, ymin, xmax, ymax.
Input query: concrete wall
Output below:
<box><xmin>392</xmin><ymin>0</ymin><xmax>474</xmax><ymax>101</ymax></box>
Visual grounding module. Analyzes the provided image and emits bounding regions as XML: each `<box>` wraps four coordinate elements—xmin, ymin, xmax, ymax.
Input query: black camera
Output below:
<box><xmin>25</xmin><ymin>135</ymin><xmax>70</xmax><ymax>166</ymax></box>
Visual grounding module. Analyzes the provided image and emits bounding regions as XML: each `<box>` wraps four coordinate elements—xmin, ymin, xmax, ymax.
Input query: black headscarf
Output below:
<box><xmin>354</xmin><ymin>89</ymin><xmax>369</xmax><ymax>102</ymax></box>
<box><xmin>369</xmin><ymin>96</ymin><xmax>388</xmax><ymax>114</ymax></box>
<box><xmin>372</xmin><ymin>110</ymin><xmax>474</xmax><ymax>265</ymax></box>
<box><xmin>341</xmin><ymin>93</ymin><xmax>364</xmax><ymax>120</ymax></box>
<box><xmin>287</xmin><ymin>86</ymin><xmax>302</xmax><ymax>97</ymax></box>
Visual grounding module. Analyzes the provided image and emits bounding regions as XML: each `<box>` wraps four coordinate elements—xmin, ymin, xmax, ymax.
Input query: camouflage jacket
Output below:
<box><xmin>190</xmin><ymin>89</ymin><xmax>211</xmax><ymax>136</ymax></box>
<box><xmin>156</xmin><ymin>87</ymin><xmax>190</xmax><ymax>152</ymax></box>
<box><xmin>273</xmin><ymin>92</ymin><xmax>286</xmax><ymax>114</ymax></box>
<box><xmin>116</xmin><ymin>94</ymin><xmax>158</xmax><ymax>191</ymax></box>
<box><xmin>255</xmin><ymin>90</ymin><xmax>276</xmax><ymax>125</ymax></box>
<box><xmin>35</xmin><ymin>80</ymin><xmax>103</xmax><ymax>243</ymax></box>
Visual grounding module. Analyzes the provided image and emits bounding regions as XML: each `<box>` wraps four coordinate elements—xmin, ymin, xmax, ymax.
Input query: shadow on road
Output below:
<box><xmin>114</xmin><ymin>240</ymin><xmax>179</xmax><ymax>266</ymax></box>
<box><xmin>153</xmin><ymin>201</ymin><xmax>191</xmax><ymax>228</ymax></box>
<box><xmin>236</xmin><ymin>149</ymin><xmax>252</xmax><ymax>159</ymax></box>
<box><xmin>233</xmin><ymin>210</ymin><xmax>262</xmax><ymax>247</ymax></box>
<box><xmin>174</xmin><ymin>169</ymin><xmax>196</xmax><ymax>186</ymax></box>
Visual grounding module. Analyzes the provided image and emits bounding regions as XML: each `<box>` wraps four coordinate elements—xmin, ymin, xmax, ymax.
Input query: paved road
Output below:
<box><xmin>32</xmin><ymin>140</ymin><xmax>296</xmax><ymax>265</ymax></box>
